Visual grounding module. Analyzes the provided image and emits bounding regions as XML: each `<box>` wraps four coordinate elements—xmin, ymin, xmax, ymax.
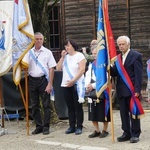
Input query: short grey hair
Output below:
<box><xmin>117</xmin><ymin>35</ymin><xmax>130</xmax><ymax>46</ymax></box>
<box><xmin>34</xmin><ymin>32</ymin><xmax>44</xmax><ymax>38</ymax></box>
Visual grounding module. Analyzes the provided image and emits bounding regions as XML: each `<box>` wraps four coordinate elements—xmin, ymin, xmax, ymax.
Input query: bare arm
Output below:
<box><xmin>56</xmin><ymin>50</ymin><xmax>67</xmax><ymax>70</ymax></box>
<box><xmin>45</xmin><ymin>67</ymin><xmax>54</xmax><ymax>94</ymax></box>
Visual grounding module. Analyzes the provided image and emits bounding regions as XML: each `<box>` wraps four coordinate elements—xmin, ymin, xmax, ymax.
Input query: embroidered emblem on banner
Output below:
<box><xmin>0</xmin><ymin>21</ymin><xmax>6</xmax><ymax>51</ymax></box>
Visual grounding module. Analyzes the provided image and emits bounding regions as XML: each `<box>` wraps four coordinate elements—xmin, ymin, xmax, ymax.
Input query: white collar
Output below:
<box><xmin>122</xmin><ymin>49</ymin><xmax>130</xmax><ymax>57</ymax></box>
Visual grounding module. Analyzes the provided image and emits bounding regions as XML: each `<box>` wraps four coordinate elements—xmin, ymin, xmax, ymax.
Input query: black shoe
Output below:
<box><xmin>130</xmin><ymin>137</ymin><xmax>139</xmax><ymax>143</ymax></box>
<box><xmin>88</xmin><ymin>130</ymin><xmax>100</xmax><ymax>138</ymax></box>
<box><xmin>65</xmin><ymin>127</ymin><xmax>75</xmax><ymax>134</ymax></box>
<box><xmin>43</xmin><ymin>128</ymin><xmax>50</xmax><ymax>135</ymax></box>
<box><xmin>117</xmin><ymin>134</ymin><xmax>131</xmax><ymax>142</ymax></box>
<box><xmin>32</xmin><ymin>128</ymin><xmax>43</xmax><ymax>135</ymax></box>
<box><xmin>75</xmin><ymin>128</ymin><xmax>82</xmax><ymax>135</ymax></box>
<box><xmin>99</xmin><ymin>130</ymin><xmax>109</xmax><ymax>138</ymax></box>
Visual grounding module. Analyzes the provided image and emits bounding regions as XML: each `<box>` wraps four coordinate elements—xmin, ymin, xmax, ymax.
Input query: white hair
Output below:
<box><xmin>117</xmin><ymin>35</ymin><xmax>130</xmax><ymax>46</ymax></box>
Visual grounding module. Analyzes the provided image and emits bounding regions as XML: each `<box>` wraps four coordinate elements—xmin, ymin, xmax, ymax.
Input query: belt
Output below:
<box><xmin>29</xmin><ymin>75</ymin><xmax>45</xmax><ymax>80</ymax></box>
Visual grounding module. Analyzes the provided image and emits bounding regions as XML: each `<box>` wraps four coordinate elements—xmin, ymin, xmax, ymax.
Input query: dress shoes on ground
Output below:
<box><xmin>99</xmin><ymin>130</ymin><xmax>109</xmax><ymax>138</ymax></box>
<box><xmin>88</xmin><ymin>130</ymin><xmax>100</xmax><ymax>138</ymax></box>
<box><xmin>130</xmin><ymin>137</ymin><xmax>139</xmax><ymax>143</ymax></box>
<box><xmin>65</xmin><ymin>127</ymin><xmax>75</xmax><ymax>134</ymax></box>
<box><xmin>43</xmin><ymin>128</ymin><xmax>50</xmax><ymax>135</ymax></box>
<box><xmin>32</xmin><ymin>128</ymin><xmax>43</xmax><ymax>135</ymax></box>
<box><xmin>75</xmin><ymin>128</ymin><xmax>82</xmax><ymax>135</ymax></box>
<box><xmin>117</xmin><ymin>134</ymin><xmax>131</xmax><ymax>142</ymax></box>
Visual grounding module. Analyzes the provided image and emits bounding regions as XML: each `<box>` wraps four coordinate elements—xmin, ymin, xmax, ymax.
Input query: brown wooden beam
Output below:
<box><xmin>61</xmin><ymin>0</ymin><xmax>66</xmax><ymax>44</ymax></box>
<box><xmin>126</xmin><ymin>0</ymin><xmax>131</xmax><ymax>39</ymax></box>
<box><xmin>93</xmin><ymin>0</ymin><xmax>96</xmax><ymax>39</ymax></box>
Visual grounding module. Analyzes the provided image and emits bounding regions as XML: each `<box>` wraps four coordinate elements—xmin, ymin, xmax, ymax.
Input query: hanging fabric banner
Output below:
<box><xmin>12</xmin><ymin>0</ymin><xmax>34</xmax><ymax>85</ymax></box>
<box><xmin>0</xmin><ymin>1</ymin><xmax>14</xmax><ymax>76</ymax></box>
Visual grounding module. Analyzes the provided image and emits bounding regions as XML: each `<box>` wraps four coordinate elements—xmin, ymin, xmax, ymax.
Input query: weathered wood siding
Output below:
<box><xmin>61</xmin><ymin>0</ymin><xmax>150</xmax><ymax>88</ymax></box>
<box><xmin>108</xmin><ymin>0</ymin><xmax>128</xmax><ymax>40</ymax></box>
<box><xmin>108</xmin><ymin>0</ymin><xmax>150</xmax><ymax>88</ymax></box>
<box><xmin>63</xmin><ymin>0</ymin><xmax>96</xmax><ymax>48</ymax></box>
<box><xmin>130</xmin><ymin>0</ymin><xmax>150</xmax><ymax>87</ymax></box>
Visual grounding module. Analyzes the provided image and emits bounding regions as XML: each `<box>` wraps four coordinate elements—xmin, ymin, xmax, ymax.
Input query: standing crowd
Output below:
<box><xmin>22</xmin><ymin>32</ymin><xmax>143</xmax><ymax>144</ymax></box>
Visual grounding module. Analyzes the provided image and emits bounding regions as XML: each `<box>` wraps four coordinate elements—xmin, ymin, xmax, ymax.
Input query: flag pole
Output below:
<box><xmin>18</xmin><ymin>70</ymin><xmax>29</xmax><ymax>136</ymax></box>
<box><xmin>18</xmin><ymin>83</ymin><xmax>26</xmax><ymax>108</ymax></box>
<box><xmin>103</xmin><ymin>0</ymin><xmax>115</xmax><ymax>142</ymax></box>
<box><xmin>18</xmin><ymin>69</ymin><xmax>29</xmax><ymax>135</ymax></box>
<box><xmin>104</xmin><ymin>29</ymin><xmax>115</xmax><ymax>142</ymax></box>
<box><xmin>24</xmin><ymin>68</ymin><xmax>29</xmax><ymax>135</ymax></box>
<box><xmin>108</xmin><ymin>70</ymin><xmax>115</xmax><ymax>142</ymax></box>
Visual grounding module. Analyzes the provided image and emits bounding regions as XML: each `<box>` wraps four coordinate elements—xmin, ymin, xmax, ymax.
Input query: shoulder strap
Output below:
<box><xmin>64</xmin><ymin>56</ymin><xmax>74</xmax><ymax>80</ymax></box>
<box><xmin>29</xmin><ymin>50</ymin><xmax>49</xmax><ymax>81</ymax></box>
<box><xmin>116</xmin><ymin>54</ymin><xmax>144</xmax><ymax>118</ymax></box>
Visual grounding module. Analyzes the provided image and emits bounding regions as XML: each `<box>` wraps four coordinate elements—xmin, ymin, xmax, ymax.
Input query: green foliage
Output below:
<box><xmin>28</xmin><ymin>0</ymin><xmax>60</xmax><ymax>48</ymax></box>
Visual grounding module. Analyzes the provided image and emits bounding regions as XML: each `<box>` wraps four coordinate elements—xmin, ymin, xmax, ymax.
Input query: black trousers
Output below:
<box><xmin>29</xmin><ymin>76</ymin><xmax>51</xmax><ymax>130</ymax></box>
<box><xmin>119</xmin><ymin>96</ymin><xmax>141</xmax><ymax>137</ymax></box>
<box><xmin>62</xmin><ymin>86</ymin><xmax>84</xmax><ymax>129</ymax></box>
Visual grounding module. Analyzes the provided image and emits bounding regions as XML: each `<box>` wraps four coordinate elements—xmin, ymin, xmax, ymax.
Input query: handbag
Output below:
<box><xmin>85</xmin><ymin>89</ymin><xmax>97</xmax><ymax>99</ymax></box>
<box><xmin>85</xmin><ymin>67</ymin><xmax>105</xmax><ymax>100</ymax></box>
<box><xmin>85</xmin><ymin>90</ymin><xmax>105</xmax><ymax>100</ymax></box>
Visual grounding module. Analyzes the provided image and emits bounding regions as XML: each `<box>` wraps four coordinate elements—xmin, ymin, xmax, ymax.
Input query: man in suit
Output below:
<box><xmin>110</xmin><ymin>35</ymin><xmax>143</xmax><ymax>143</ymax></box>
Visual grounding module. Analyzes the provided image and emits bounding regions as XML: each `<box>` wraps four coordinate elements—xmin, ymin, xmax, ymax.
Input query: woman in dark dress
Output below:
<box><xmin>85</xmin><ymin>47</ymin><xmax>110</xmax><ymax>138</ymax></box>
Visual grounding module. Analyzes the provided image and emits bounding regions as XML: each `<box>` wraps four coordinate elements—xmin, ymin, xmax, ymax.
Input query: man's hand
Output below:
<box><xmin>134</xmin><ymin>92</ymin><xmax>140</xmax><ymax>97</ymax></box>
<box><xmin>45</xmin><ymin>83</ymin><xmax>53</xmax><ymax>94</ymax></box>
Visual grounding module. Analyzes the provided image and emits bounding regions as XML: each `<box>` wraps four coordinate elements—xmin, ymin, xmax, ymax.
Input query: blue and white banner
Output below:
<box><xmin>0</xmin><ymin>0</ymin><xmax>34</xmax><ymax>85</ymax></box>
<box><xmin>0</xmin><ymin>1</ymin><xmax>14</xmax><ymax>76</ymax></box>
<box><xmin>12</xmin><ymin>0</ymin><xmax>34</xmax><ymax>85</ymax></box>
<box><xmin>96</xmin><ymin>0</ymin><xmax>108</xmax><ymax>98</ymax></box>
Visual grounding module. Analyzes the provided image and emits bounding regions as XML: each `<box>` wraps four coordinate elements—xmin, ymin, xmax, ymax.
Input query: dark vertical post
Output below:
<box><xmin>61</xmin><ymin>0</ymin><xmax>66</xmax><ymax>43</ymax></box>
<box><xmin>126</xmin><ymin>0</ymin><xmax>131</xmax><ymax>39</ymax></box>
<box><xmin>0</xmin><ymin>77</ymin><xmax>4</xmax><ymax>128</ymax></box>
<box><xmin>93</xmin><ymin>0</ymin><xmax>96</xmax><ymax>39</ymax></box>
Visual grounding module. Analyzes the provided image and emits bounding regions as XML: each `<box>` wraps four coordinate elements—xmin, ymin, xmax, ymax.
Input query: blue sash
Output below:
<box><xmin>64</xmin><ymin>56</ymin><xmax>85</xmax><ymax>103</ymax></box>
<box><xmin>147</xmin><ymin>59</ymin><xmax>150</xmax><ymax>80</ymax></box>
<box><xmin>29</xmin><ymin>50</ymin><xmax>49</xmax><ymax>82</ymax></box>
<box><xmin>116</xmin><ymin>54</ymin><xmax>144</xmax><ymax>118</ymax></box>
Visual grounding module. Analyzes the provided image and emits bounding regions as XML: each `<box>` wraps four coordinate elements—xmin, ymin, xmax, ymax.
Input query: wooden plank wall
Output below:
<box><xmin>108</xmin><ymin>0</ymin><xmax>128</xmax><ymax>41</ymax></box>
<box><xmin>62</xmin><ymin>0</ymin><xmax>150</xmax><ymax>88</ymax></box>
<box><xmin>130</xmin><ymin>0</ymin><xmax>150</xmax><ymax>87</ymax></box>
<box><xmin>108</xmin><ymin>0</ymin><xmax>150</xmax><ymax>88</ymax></box>
<box><xmin>64</xmin><ymin>0</ymin><xmax>96</xmax><ymax>48</ymax></box>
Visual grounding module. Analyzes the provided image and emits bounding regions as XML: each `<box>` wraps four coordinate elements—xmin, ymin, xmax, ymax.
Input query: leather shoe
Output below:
<box><xmin>32</xmin><ymin>128</ymin><xmax>43</xmax><ymax>135</ymax></box>
<box><xmin>88</xmin><ymin>130</ymin><xmax>100</xmax><ymax>138</ymax></box>
<box><xmin>99</xmin><ymin>130</ymin><xmax>109</xmax><ymax>138</ymax></box>
<box><xmin>130</xmin><ymin>137</ymin><xmax>139</xmax><ymax>143</ymax></box>
<box><xmin>43</xmin><ymin>128</ymin><xmax>50</xmax><ymax>135</ymax></box>
<box><xmin>117</xmin><ymin>134</ymin><xmax>131</xmax><ymax>142</ymax></box>
<box><xmin>75</xmin><ymin>128</ymin><xmax>82</xmax><ymax>135</ymax></box>
<box><xmin>65</xmin><ymin>127</ymin><xmax>75</xmax><ymax>134</ymax></box>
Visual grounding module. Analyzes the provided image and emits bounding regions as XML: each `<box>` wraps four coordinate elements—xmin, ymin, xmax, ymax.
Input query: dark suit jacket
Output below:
<box><xmin>110</xmin><ymin>49</ymin><xmax>143</xmax><ymax>98</ymax></box>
